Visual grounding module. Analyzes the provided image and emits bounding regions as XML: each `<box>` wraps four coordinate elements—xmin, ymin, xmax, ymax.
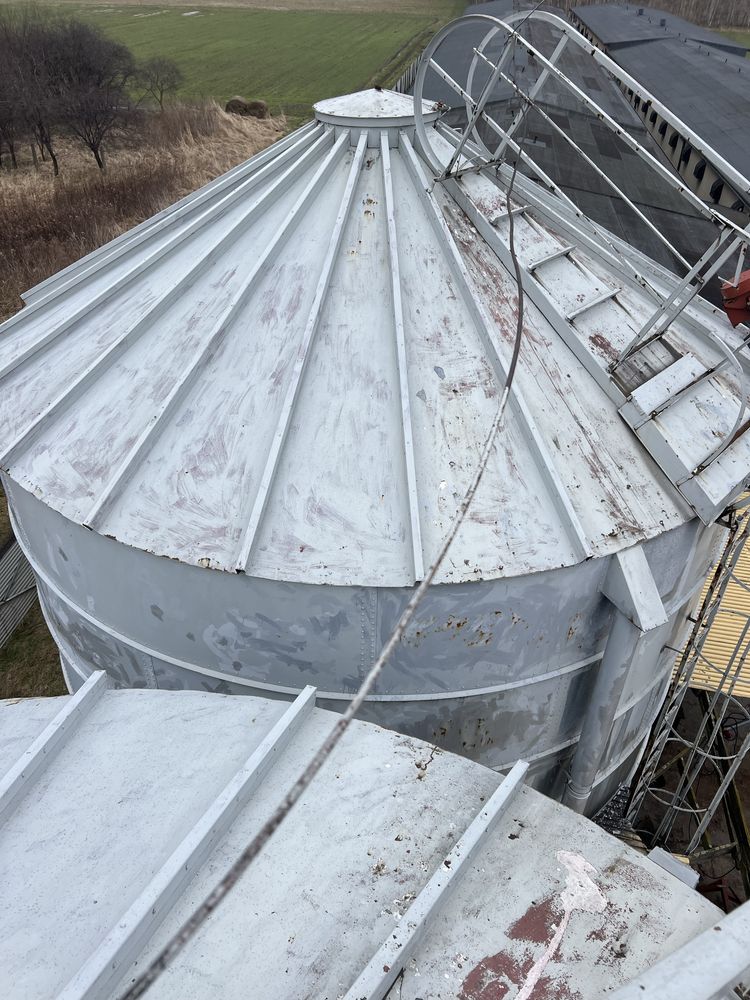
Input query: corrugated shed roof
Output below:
<box><xmin>573</xmin><ymin>5</ymin><xmax>750</xmax><ymax>179</ymax></box>
<box><xmin>572</xmin><ymin>4</ymin><xmax>748</xmax><ymax>56</ymax></box>
<box><xmin>688</xmin><ymin>525</ymin><xmax>750</xmax><ymax>700</ymax></box>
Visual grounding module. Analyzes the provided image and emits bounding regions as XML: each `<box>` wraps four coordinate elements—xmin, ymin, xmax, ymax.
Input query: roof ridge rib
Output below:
<box><xmin>342</xmin><ymin>760</ymin><xmax>528</xmax><ymax>999</ymax></box>
<box><xmin>234</xmin><ymin>131</ymin><xmax>368</xmax><ymax>574</ymax></box>
<box><xmin>0</xmin><ymin>127</ymin><xmax>327</xmax><ymax>381</ymax></box>
<box><xmin>84</xmin><ymin>131</ymin><xmax>350</xmax><ymax>535</ymax></box>
<box><xmin>55</xmin><ymin>687</ymin><xmax>317</xmax><ymax>1000</ymax></box>
<box><xmin>0</xmin><ymin>671</ymin><xmax>108</xmax><ymax>824</ymax></box>
<box><xmin>381</xmin><ymin>132</ymin><xmax>425</xmax><ymax>584</ymax></box>
<box><xmin>0</xmin><ymin>130</ymin><xmax>335</xmax><ymax>471</ymax></box>
<box><xmin>399</xmin><ymin>133</ymin><xmax>591</xmax><ymax>563</ymax></box>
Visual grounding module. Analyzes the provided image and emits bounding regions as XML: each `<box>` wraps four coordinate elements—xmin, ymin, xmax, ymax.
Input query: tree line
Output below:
<box><xmin>0</xmin><ymin>7</ymin><xmax>183</xmax><ymax>174</ymax></box>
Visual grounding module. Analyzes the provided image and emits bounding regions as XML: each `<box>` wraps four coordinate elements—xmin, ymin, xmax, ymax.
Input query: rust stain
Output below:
<box><xmin>508</xmin><ymin>896</ymin><xmax>564</xmax><ymax>945</ymax></box>
<box><xmin>589</xmin><ymin>333</ymin><xmax>618</xmax><ymax>363</ymax></box>
<box><xmin>460</xmin><ymin>951</ymin><xmax>579</xmax><ymax>1000</ymax></box>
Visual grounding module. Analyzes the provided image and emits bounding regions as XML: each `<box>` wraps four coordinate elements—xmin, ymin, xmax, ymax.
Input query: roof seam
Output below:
<box><xmin>84</xmin><ymin>130</ymin><xmax>343</xmax><ymax>534</ymax></box>
<box><xmin>381</xmin><ymin>132</ymin><xmax>425</xmax><ymax>583</ymax></box>
<box><xmin>0</xmin><ymin>128</ymin><xmax>325</xmax><ymax>377</ymax></box>
<box><xmin>400</xmin><ymin>132</ymin><xmax>591</xmax><ymax>563</ymax></box>
<box><xmin>234</xmin><ymin>131</ymin><xmax>368</xmax><ymax>574</ymax></box>
<box><xmin>20</xmin><ymin>121</ymin><xmax>321</xmax><ymax>309</ymax></box>
<box><xmin>1</xmin><ymin>129</ymin><xmax>333</xmax><ymax>471</ymax></box>
<box><xmin>56</xmin><ymin>687</ymin><xmax>317</xmax><ymax>1000</ymax></box>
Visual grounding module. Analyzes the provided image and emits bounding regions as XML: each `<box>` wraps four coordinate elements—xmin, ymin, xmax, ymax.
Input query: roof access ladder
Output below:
<box><xmin>413</xmin><ymin>7</ymin><xmax>750</xmax><ymax>524</ymax></box>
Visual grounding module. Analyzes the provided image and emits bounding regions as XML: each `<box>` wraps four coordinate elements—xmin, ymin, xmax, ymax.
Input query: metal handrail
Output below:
<box><xmin>413</xmin><ymin>10</ymin><xmax>750</xmax><ymax>482</ymax></box>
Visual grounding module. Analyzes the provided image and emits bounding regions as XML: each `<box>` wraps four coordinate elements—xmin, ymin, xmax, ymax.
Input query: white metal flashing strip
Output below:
<box><xmin>57</xmin><ymin>686</ymin><xmax>317</xmax><ymax>1000</ymax></box>
<box><xmin>343</xmin><ymin>760</ymin><xmax>528</xmax><ymax>1000</ymax></box>
<box><xmin>85</xmin><ymin>131</ymin><xmax>350</xmax><ymax>531</ymax></box>
<box><xmin>399</xmin><ymin>135</ymin><xmax>591</xmax><ymax>562</ymax></box>
<box><xmin>610</xmin><ymin>899</ymin><xmax>750</xmax><ymax>1000</ymax></box>
<box><xmin>0</xmin><ymin>670</ymin><xmax>107</xmax><ymax>824</ymax></box>
<box><xmin>0</xmin><ymin>126</ymin><xmax>328</xmax><ymax>378</ymax></box>
<box><xmin>234</xmin><ymin>132</ymin><xmax>368</xmax><ymax>573</ymax></box>
<box><xmin>381</xmin><ymin>132</ymin><xmax>425</xmax><ymax>583</ymax></box>
<box><xmin>1</xmin><ymin>131</ymin><xmax>334</xmax><ymax>469</ymax></box>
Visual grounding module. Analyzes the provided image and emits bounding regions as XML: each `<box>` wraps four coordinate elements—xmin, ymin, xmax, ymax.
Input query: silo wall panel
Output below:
<box><xmin>3</xmin><ymin>478</ymin><xmax>715</xmax><ymax>809</ymax></box>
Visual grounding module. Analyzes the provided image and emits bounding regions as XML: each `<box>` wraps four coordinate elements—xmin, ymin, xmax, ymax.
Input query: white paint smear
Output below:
<box><xmin>516</xmin><ymin>850</ymin><xmax>607</xmax><ymax>1000</ymax></box>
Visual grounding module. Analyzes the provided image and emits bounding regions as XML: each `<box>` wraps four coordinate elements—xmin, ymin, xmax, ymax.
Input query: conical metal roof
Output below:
<box><xmin>1</xmin><ymin>85</ymin><xmax>748</xmax><ymax>587</ymax></box>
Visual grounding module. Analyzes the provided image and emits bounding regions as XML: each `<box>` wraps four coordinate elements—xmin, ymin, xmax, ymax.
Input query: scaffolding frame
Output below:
<box><xmin>626</xmin><ymin>507</ymin><xmax>750</xmax><ymax>893</ymax></box>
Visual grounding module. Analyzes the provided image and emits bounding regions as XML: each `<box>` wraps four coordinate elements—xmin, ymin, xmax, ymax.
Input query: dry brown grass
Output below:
<box><xmin>0</xmin><ymin>102</ymin><xmax>284</xmax><ymax>699</ymax></box>
<box><xmin>0</xmin><ymin>101</ymin><xmax>286</xmax><ymax>321</ymax></box>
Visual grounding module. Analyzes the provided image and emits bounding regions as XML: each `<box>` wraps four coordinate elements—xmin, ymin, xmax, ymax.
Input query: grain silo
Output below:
<box><xmin>1</xmin><ymin>13</ymin><xmax>749</xmax><ymax>815</ymax></box>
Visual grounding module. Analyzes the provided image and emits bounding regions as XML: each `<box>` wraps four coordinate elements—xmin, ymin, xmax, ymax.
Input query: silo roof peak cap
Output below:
<box><xmin>313</xmin><ymin>88</ymin><xmax>440</xmax><ymax>128</ymax></box>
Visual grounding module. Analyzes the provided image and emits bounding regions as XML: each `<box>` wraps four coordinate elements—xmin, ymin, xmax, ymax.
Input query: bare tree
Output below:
<box><xmin>139</xmin><ymin>57</ymin><xmax>183</xmax><ymax>111</ymax></box>
<box><xmin>55</xmin><ymin>20</ymin><xmax>135</xmax><ymax>170</ymax></box>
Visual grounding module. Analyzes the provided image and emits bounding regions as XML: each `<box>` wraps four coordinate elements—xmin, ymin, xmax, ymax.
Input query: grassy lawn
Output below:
<box><xmin>720</xmin><ymin>28</ymin><xmax>750</xmax><ymax>53</ymax></box>
<box><xmin>40</xmin><ymin>2</ymin><xmax>462</xmax><ymax>124</ymax></box>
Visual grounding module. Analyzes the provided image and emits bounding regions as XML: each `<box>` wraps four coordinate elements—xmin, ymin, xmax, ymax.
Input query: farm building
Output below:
<box><xmin>572</xmin><ymin>4</ymin><xmax>750</xmax><ymax>220</ymax></box>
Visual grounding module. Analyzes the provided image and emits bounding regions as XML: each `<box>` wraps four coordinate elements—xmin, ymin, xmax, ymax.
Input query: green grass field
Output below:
<box><xmin>45</xmin><ymin>2</ymin><xmax>462</xmax><ymax>123</ymax></box>
<box><xmin>721</xmin><ymin>28</ymin><xmax>750</xmax><ymax>54</ymax></box>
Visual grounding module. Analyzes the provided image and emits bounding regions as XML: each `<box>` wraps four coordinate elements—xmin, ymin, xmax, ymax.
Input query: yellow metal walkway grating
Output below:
<box><xmin>688</xmin><ymin>528</ymin><xmax>750</xmax><ymax>701</ymax></box>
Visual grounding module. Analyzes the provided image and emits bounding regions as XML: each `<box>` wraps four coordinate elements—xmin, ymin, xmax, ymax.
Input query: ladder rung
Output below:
<box><xmin>490</xmin><ymin>205</ymin><xmax>528</xmax><ymax>225</ymax></box>
<box><xmin>626</xmin><ymin>353</ymin><xmax>707</xmax><ymax>427</ymax></box>
<box><xmin>528</xmin><ymin>245</ymin><xmax>575</xmax><ymax>272</ymax></box>
<box><xmin>567</xmin><ymin>287</ymin><xmax>620</xmax><ymax>322</ymax></box>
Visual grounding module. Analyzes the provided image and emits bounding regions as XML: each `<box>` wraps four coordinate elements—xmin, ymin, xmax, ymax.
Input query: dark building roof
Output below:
<box><xmin>572</xmin><ymin>4</ymin><xmax>748</xmax><ymax>57</ymax></box>
<box><xmin>417</xmin><ymin>2</ymin><xmax>717</xmax><ymax>283</ymax></box>
<box><xmin>573</xmin><ymin>5</ymin><xmax>750</xmax><ymax>182</ymax></box>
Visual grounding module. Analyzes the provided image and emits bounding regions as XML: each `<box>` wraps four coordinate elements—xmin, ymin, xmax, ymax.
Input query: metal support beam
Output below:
<box><xmin>0</xmin><ymin>671</ymin><xmax>108</xmax><ymax>824</ymax></box>
<box><xmin>472</xmin><ymin>46</ymin><xmax>690</xmax><ymax>270</ymax></box>
<box><xmin>566</xmin><ymin>288</ymin><xmax>620</xmax><ymax>322</ymax></box>
<box><xmin>528</xmin><ymin>245</ymin><xmax>574</xmax><ymax>271</ymax></box>
<box><xmin>57</xmin><ymin>687</ymin><xmax>317</xmax><ymax>1000</ymax></box>
<box><xmin>343</xmin><ymin>760</ymin><xmax>528</xmax><ymax>1000</ymax></box>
